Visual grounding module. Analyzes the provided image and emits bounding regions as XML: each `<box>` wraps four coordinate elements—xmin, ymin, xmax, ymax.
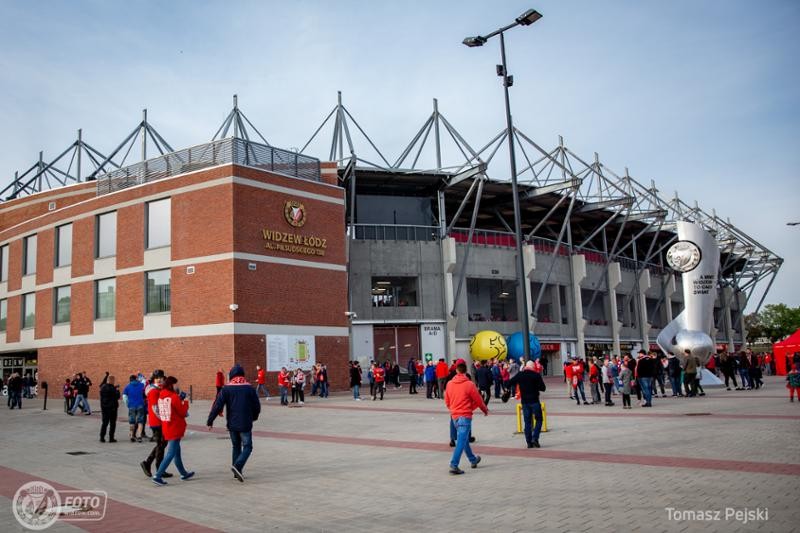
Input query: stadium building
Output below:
<box><xmin>0</xmin><ymin>96</ymin><xmax>782</xmax><ymax>395</ymax></box>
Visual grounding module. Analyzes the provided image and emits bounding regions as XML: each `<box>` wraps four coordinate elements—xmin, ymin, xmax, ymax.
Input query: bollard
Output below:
<box><xmin>189</xmin><ymin>385</ymin><xmax>193</xmax><ymax>404</ymax></box>
<box><xmin>514</xmin><ymin>401</ymin><xmax>548</xmax><ymax>434</ymax></box>
<box><xmin>42</xmin><ymin>381</ymin><xmax>49</xmax><ymax>411</ymax></box>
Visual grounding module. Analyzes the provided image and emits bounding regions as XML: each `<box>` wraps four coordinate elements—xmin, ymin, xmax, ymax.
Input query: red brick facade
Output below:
<box><xmin>1</xmin><ymin>164</ymin><xmax>349</xmax><ymax>398</ymax></box>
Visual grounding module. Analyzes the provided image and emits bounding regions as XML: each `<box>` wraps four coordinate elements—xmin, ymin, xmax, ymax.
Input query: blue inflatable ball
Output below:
<box><xmin>506</xmin><ymin>332</ymin><xmax>542</xmax><ymax>361</ymax></box>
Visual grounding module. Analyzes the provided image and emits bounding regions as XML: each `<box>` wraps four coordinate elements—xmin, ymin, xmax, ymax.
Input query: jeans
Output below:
<box><xmin>279</xmin><ymin>386</ymin><xmax>288</xmax><ymax>405</ymax></box>
<box><xmin>230</xmin><ymin>431</ymin><xmax>253</xmax><ymax>472</ymax></box>
<box><xmin>8</xmin><ymin>391</ymin><xmax>21</xmax><ymax>409</ymax></box>
<box><xmin>604</xmin><ymin>382</ymin><xmax>613</xmax><ymax>404</ymax></box>
<box><xmin>352</xmin><ymin>384</ymin><xmax>360</xmax><ymax>399</ymax></box>
<box><xmin>738</xmin><ymin>370</ymin><xmax>750</xmax><ymax>388</ymax></box>
<box><xmin>591</xmin><ymin>382</ymin><xmax>601</xmax><ymax>404</ymax></box>
<box><xmin>255</xmin><ymin>384</ymin><xmax>269</xmax><ymax>398</ymax></box>
<box><xmin>573</xmin><ymin>381</ymin><xmax>587</xmax><ymax>403</ymax></box>
<box><xmin>70</xmin><ymin>394</ymin><xmax>91</xmax><ymax>414</ymax></box>
<box><xmin>155</xmin><ymin>439</ymin><xmax>189</xmax><ymax>479</ymax></box>
<box><xmin>320</xmin><ymin>382</ymin><xmax>329</xmax><ymax>398</ymax></box>
<box><xmin>640</xmin><ymin>377</ymin><xmax>653</xmax><ymax>405</ymax></box>
<box><xmin>521</xmin><ymin>402</ymin><xmax>543</xmax><ymax>444</ymax></box>
<box><xmin>493</xmin><ymin>379</ymin><xmax>502</xmax><ymax>398</ymax></box>
<box><xmin>449</xmin><ymin>417</ymin><xmax>477</xmax><ymax>468</ymax></box>
<box><xmin>684</xmin><ymin>373</ymin><xmax>697</xmax><ymax>396</ymax></box>
<box><xmin>145</xmin><ymin>426</ymin><xmax>167</xmax><ymax>472</ymax></box>
<box><xmin>426</xmin><ymin>381</ymin><xmax>436</xmax><ymax>398</ymax></box>
<box><xmin>670</xmin><ymin>376</ymin><xmax>682</xmax><ymax>395</ymax></box>
<box><xmin>723</xmin><ymin>372</ymin><xmax>738</xmax><ymax>389</ymax></box>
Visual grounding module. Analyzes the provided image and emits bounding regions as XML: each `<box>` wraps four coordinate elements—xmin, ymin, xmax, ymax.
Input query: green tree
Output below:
<box><xmin>759</xmin><ymin>304</ymin><xmax>800</xmax><ymax>342</ymax></box>
<box><xmin>743</xmin><ymin>312</ymin><xmax>765</xmax><ymax>343</ymax></box>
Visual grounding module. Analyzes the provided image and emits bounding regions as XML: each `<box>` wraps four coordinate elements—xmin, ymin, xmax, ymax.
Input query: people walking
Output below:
<box><xmin>372</xmin><ymin>362</ymin><xmax>385</xmax><ymax>401</ymax></box>
<box><xmin>99</xmin><ymin>372</ymin><xmax>120</xmax><ymax>443</ymax></box>
<box><xmin>570</xmin><ymin>358</ymin><xmax>588</xmax><ymax>405</ymax></box>
<box><xmin>719</xmin><ymin>352</ymin><xmax>738</xmax><ymax>390</ymax></box>
<box><xmin>507</xmin><ymin>360</ymin><xmax>546</xmax><ymax>448</ymax></box>
<box><xmin>7</xmin><ymin>372</ymin><xmax>23</xmax><ymax>409</ymax></box>
<box><xmin>445</xmin><ymin>359</ymin><xmax>488</xmax><ymax>474</ymax></box>
<box><xmin>407</xmin><ymin>357</ymin><xmax>418</xmax><ymax>394</ymax></box>
<box><xmin>123</xmin><ymin>374</ymin><xmax>147</xmax><ymax>442</ymax></box>
<box><xmin>683</xmin><ymin>350</ymin><xmax>699</xmax><ymax>397</ymax></box>
<box><xmin>589</xmin><ymin>357</ymin><xmax>601</xmax><ymax>404</ymax></box>
<box><xmin>278</xmin><ymin>367</ymin><xmax>290</xmax><ymax>406</ymax></box>
<box><xmin>255</xmin><ymin>365</ymin><xmax>269</xmax><ymax>400</ymax></box>
<box><xmin>620</xmin><ymin>362</ymin><xmax>634</xmax><ymax>409</ymax></box>
<box><xmin>636</xmin><ymin>350</ymin><xmax>655</xmax><ymax>407</ymax></box>
<box><xmin>63</xmin><ymin>377</ymin><xmax>74</xmax><ymax>413</ymax></box>
<box><xmin>68</xmin><ymin>373</ymin><xmax>92</xmax><ymax>415</ymax></box>
<box><xmin>475</xmin><ymin>361</ymin><xmax>493</xmax><ymax>405</ymax></box>
<box><xmin>350</xmin><ymin>361</ymin><xmax>362</xmax><ymax>400</ymax></box>
<box><xmin>787</xmin><ymin>364</ymin><xmax>800</xmax><ymax>402</ymax></box>
<box><xmin>667</xmin><ymin>352</ymin><xmax>683</xmax><ymax>396</ymax></box>
<box><xmin>425</xmin><ymin>361</ymin><xmax>437</xmax><ymax>399</ymax></box>
<box><xmin>602</xmin><ymin>359</ymin><xmax>615</xmax><ymax>406</ymax></box>
<box><xmin>435</xmin><ymin>358</ymin><xmax>449</xmax><ymax>399</ymax></box>
<box><xmin>207</xmin><ymin>364</ymin><xmax>261</xmax><ymax>482</ymax></box>
<box><xmin>152</xmin><ymin>376</ymin><xmax>195</xmax><ymax>486</ymax></box>
<box><xmin>140</xmin><ymin>370</ymin><xmax>173</xmax><ymax>480</ymax></box>
<box><xmin>292</xmin><ymin>368</ymin><xmax>306</xmax><ymax>405</ymax></box>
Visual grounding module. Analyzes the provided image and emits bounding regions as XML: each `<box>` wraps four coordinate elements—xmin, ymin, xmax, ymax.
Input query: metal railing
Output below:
<box><xmin>350</xmin><ymin>224</ymin><xmax>439</xmax><ymax>241</ymax></box>
<box><xmin>450</xmin><ymin>227</ymin><xmax>517</xmax><ymax>247</ymax></box>
<box><xmin>95</xmin><ymin>138</ymin><xmax>320</xmax><ymax>196</ymax></box>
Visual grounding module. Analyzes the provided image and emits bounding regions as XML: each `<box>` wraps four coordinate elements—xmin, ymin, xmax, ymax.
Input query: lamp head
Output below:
<box><xmin>516</xmin><ymin>9</ymin><xmax>543</xmax><ymax>26</ymax></box>
<box><xmin>462</xmin><ymin>35</ymin><xmax>487</xmax><ymax>47</ymax></box>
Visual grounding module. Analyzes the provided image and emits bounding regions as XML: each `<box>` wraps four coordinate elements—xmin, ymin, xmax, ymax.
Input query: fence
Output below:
<box><xmin>95</xmin><ymin>138</ymin><xmax>320</xmax><ymax>196</ymax></box>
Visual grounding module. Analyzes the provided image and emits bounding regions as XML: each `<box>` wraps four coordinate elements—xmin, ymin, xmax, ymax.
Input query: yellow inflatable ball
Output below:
<box><xmin>469</xmin><ymin>330</ymin><xmax>508</xmax><ymax>361</ymax></box>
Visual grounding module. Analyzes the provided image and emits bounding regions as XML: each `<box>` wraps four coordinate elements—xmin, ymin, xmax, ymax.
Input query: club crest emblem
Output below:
<box><xmin>284</xmin><ymin>200</ymin><xmax>306</xmax><ymax>228</ymax></box>
<box><xmin>666</xmin><ymin>240</ymin><xmax>702</xmax><ymax>273</ymax></box>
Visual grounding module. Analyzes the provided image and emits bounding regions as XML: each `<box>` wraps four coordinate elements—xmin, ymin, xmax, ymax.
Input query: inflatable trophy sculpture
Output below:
<box><xmin>656</xmin><ymin>221</ymin><xmax>720</xmax><ymax>364</ymax></box>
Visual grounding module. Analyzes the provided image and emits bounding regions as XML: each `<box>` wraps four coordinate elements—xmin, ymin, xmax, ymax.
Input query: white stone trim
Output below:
<box><xmin>0</xmin><ymin>321</ymin><xmax>348</xmax><ymax>352</ymax></box>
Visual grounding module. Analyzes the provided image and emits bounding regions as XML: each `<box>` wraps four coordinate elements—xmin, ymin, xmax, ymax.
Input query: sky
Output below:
<box><xmin>0</xmin><ymin>0</ymin><xmax>798</xmax><ymax>310</ymax></box>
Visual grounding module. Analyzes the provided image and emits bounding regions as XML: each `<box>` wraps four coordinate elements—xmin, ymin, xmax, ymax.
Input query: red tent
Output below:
<box><xmin>772</xmin><ymin>328</ymin><xmax>800</xmax><ymax>376</ymax></box>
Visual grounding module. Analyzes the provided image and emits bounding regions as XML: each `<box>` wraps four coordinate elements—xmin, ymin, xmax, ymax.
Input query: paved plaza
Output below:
<box><xmin>1</xmin><ymin>375</ymin><xmax>798</xmax><ymax>532</ymax></box>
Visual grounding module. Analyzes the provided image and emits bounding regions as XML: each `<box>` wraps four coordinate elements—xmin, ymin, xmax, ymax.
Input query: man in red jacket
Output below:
<box><xmin>255</xmin><ymin>365</ymin><xmax>269</xmax><ymax>400</ymax></box>
<box><xmin>435</xmin><ymin>359</ymin><xmax>449</xmax><ymax>399</ymax></box>
<box><xmin>444</xmin><ymin>360</ymin><xmax>488</xmax><ymax>475</ymax></box>
<box><xmin>372</xmin><ymin>362</ymin><xmax>386</xmax><ymax>401</ymax></box>
<box><xmin>152</xmin><ymin>376</ymin><xmax>195</xmax><ymax>486</ymax></box>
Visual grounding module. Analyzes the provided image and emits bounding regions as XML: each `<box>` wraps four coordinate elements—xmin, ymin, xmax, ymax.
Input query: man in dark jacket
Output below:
<box><xmin>507</xmin><ymin>361</ymin><xmax>547</xmax><ymax>448</ymax></box>
<box><xmin>99</xmin><ymin>372</ymin><xmax>120</xmax><ymax>442</ymax></box>
<box><xmin>475</xmin><ymin>362</ymin><xmax>493</xmax><ymax>404</ymax></box>
<box><xmin>407</xmin><ymin>358</ymin><xmax>418</xmax><ymax>394</ymax></box>
<box><xmin>636</xmin><ymin>350</ymin><xmax>656</xmax><ymax>407</ymax></box>
<box><xmin>207</xmin><ymin>364</ymin><xmax>261</xmax><ymax>482</ymax></box>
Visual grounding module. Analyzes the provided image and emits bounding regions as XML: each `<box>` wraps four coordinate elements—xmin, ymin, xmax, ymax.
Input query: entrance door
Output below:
<box><xmin>373</xmin><ymin>326</ymin><xmax>421</xmax><ymax>370</ymax></box>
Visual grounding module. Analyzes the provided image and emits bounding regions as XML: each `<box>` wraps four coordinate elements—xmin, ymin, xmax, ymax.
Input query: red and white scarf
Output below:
<box><xmin>229</xmin><ymin>376</ymin><xmax>250</xmax><ymax>385</ymax></box>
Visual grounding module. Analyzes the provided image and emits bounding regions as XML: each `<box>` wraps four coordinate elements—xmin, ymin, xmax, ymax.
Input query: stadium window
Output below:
<box><xmin>23</xmin><ymin>235</ymin><xmax>37</xmax><ymax>275</ymax></box>
<box><xmin>55</xmin><ymin>223</ymin><xmax>73</xmax><ymax>267</ymax></box>
<box><xmin>146</xmin><ymin>198</ymin><xmax>171</xmax><ymax>249</ymax></box>
<box><xmin>145</xmin><ymin>269</ymin><xmax>171</xmax><ymax>313</ymax></box>
<box><xmin>96</xmin><ymin>211</ymin><xmax>117</xmax><ymax>258</ymax></box>
<box><xmin>95</xmin><ymin>278</ymin><xmax>116</xmax><ymax>320</ymax></box>
<box><xmin>54</xmin><ymin>286</ymin><xmax>71</xmax><ymax>324</ymax></box>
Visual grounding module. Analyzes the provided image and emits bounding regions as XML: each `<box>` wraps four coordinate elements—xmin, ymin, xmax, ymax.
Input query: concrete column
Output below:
<box><xmin>523</xmin><ymin>243</ymin><xmax>536</xmax><ymax>332</ymax></box>
<box><xmin>637</xmin><ymin>269</ymin><xmax>652</xmax><ymax>348</ymax></box>
<box><xmin>722</xmin><ymin>286</ymin><xmax>735</xmax><ymax>352</ymax></box>
<box><xmin>664</xmin><ymin>274</ymin><xmax>677</xmax><ymax>323</ymax></box>
<box><xmin>607</xmin><ymin>262</ymin><xmax>622</xmax><ymax>356</ymax></box>
<box><xmin>570</xmin><ymin>254</ymin><xmax>587</xmax><ymax>358</ymax></box>
<box><xmin>736</xmin><ymin>291</ymin><xmax>747</xmax><ymax>347</ymax></box>
<box><xmin>441</xmin><ymin>237</ymin><xmax>457</xmax><ymax>362</ymax></box>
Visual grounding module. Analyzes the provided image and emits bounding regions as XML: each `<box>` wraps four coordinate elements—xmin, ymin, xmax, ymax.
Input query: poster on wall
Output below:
<box><xmin>266</xmin><ymin>335</ymin><xmax>316</xmax><ymax>372</ymax></box>
<box><xmin>420</xmin><ymin>323</ymin><xmax>446</xmax><ymax>363</ymax></box>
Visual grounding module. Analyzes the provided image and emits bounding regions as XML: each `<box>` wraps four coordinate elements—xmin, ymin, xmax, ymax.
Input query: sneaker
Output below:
<box><xmin>231</xmin><ymin>466</ymin><xmax>244</xmax><ymax>483</ymax></box>
<box><xmin>470</xmin><ymin>456</ymin><xmax>481</xmax><ymax>468</ymax></box>
<box><xmin>130</xmin><ymin>437</ymin><xmax>136</xmax><ymax>443</ymax></box>
<box><xmin>140</xmin><ymin>461</ymin><xmax>152</xmax><ymax>478</ymax></box>
<box><xmin>137</xmin><ymin>437</ymin><xmax>143</xmax><ymax>443</ymax></box>
<box><xmin>469</xmin><ymin>436</ymin><xmax>476</xmax><ymax>443</ymax></box>
<box><xmin>151</xmin><ymin>477</ymin><xmax>167</xmax><ymax>487</ymax></box>
<box><xmin>527</xmin><ymin>442</ymin><xmax>534</xmax><ymax>448</ymax></box>
<box><xmin>99</xmin><ymin>437</ymin><xmax>105</xmax><ymax>443</ymax></box>
<box><xmin>299</xmin><ymin>401</ymin><xmax>304</xmax><ymax>406</ymax></box>
<box><xmin>449</xmin><ymin>466</ymin><xmax>464</xmax><ymax>475</ymax></box>
<box><xmin>180</xmin><ymin>471</ymin><xmax>195</xmax><ymax>481</ymax></box>
<box><xmin>162</xmin><ymin>473</ymin><xmax>174</xmax><ymax>478</ymax></box>
<box><xmin>109</xmin><ymin>438</ymin><xmax>117</xmax><ymax>443</ymax></box>
<box><xmin>583</xmin><ymin>401</ymin><xmax>589</xmax><ymax>405</ymax></box>
<box><xmin>67</xmin><ymin>412</ymin><xmax>74</xmax><ymax>416</ymax></box>
<box><xmin>532</xmin><ymin>440</ymin><xmax>541</xmax><ymax>448</ymax></box>
<box><xmin>449</xmin><ymin>440</ymin><xmax>455</xmax><ymax>447</ymax></box>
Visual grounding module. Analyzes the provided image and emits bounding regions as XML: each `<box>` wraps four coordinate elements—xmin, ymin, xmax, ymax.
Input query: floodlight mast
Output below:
<box><xmin>463</xmin><ymin>9</ymin><xmax>543</xmax><ymax>362</ymax></box>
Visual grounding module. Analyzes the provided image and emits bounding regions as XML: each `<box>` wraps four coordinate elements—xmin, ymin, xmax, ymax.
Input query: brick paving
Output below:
<box><xmin>1</xmin><ymin>374</ymin><xmax>798</xmax><ymax>532</ymax></box>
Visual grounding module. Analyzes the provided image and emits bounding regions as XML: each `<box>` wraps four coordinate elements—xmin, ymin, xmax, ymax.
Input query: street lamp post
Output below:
<box><xmin>464</xmin><ymin>9</ymin><xmax>543</xmax><ymax>361</ymax></box>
